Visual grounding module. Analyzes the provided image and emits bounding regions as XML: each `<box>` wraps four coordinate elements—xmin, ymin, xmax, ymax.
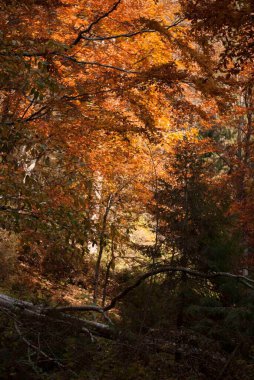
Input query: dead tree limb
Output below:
<box><xmin>0</xmin><ymin>267</ymin><xmax>253</xmax><ymax>342</ymax></box>
<box><xmin>46</xmin><ymin>266</ymin><xmax>254</xmax><ymax>314</ymax></box>
<box><xmin>0</xmin><ymin>294</ymin><xmax>116</xmax><ymax>340</ymax></box>
<box><xmin>104</xmin><ymin>266</ymin><xmax>254</xmax><ymax>311</ymax></box>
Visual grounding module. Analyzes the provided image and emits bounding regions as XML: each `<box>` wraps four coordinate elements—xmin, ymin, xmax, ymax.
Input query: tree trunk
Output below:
<box><xmin>93</xmin><ymin>194</ymin><xmax>113</xmax><ymax>303</ymax></box>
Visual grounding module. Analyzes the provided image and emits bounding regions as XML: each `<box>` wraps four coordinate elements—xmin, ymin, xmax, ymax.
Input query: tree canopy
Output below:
<box><xmin>0</xmin><ymin>0</ymin><xmax>254</xmax><ymax>379</ymax></box>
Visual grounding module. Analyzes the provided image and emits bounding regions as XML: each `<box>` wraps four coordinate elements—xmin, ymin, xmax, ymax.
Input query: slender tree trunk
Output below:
<box><xmin>102</xmin><ymin>232</ymin><xmax>115</xmax><ymax>307</ymax></box>
<box><xmin>93</xmin><ymin>194</ymin><xmax>113</xmax><ymax>303</ymax></box>
<box><xmin>176</xmin><ymin>165</ymin><xmax>189</xmax><ymax>329</ymax></box>
<box><xmin>236</xmin><ymin>85</ymin><xmax>253</xmax><ymax>275</ymax></box>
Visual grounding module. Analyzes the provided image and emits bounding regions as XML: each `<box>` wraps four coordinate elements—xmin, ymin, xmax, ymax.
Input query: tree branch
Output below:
<box><xmin>72</xmin><ymin>0</ymin><xmax>122</xmax><ymax>46</ymax></box>
<box><xmin>0</xmin><ymin>206</ymin><xmax>39</xmax><ymax>219</ymax></box>
<box><xmin>57</xmin><ymin>54</ymin><xmax>138</xmax><ymax>73</ymax></box>
<box><xmin>77</xmin><ymin>18</ymin><xmax>185</xmax><ymax>42</ymax></box>
<box><xmin>103</xmin><ymin>266</ymin><xmax>254</xmax><ymax>311</ymax></box>
<box><xmin>0</xmin><ymin>267</ymin><xmax>253</xmax><ymax>342</ymax></box>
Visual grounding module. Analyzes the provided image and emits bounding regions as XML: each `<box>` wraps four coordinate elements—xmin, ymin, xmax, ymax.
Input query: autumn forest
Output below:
<box><xmin>0</xmin><ymin>0</ymin><xmax>254</xmax><ymax>379</ymax></box>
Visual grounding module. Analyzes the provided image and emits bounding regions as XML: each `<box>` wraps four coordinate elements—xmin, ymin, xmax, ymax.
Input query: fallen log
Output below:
<box><xmin>0</xmin><ymin>293</ymin><xmax>116</xmax><ymax>340</ymax></box>
<box><xmin>0</xmin><ymin>266</ymin><xmax>253</xmax><ymax>341</ymax></box>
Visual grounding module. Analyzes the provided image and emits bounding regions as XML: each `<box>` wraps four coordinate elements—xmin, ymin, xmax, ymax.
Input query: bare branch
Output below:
<box><xmin>57</xmin><ymin>54</ymin><xmax>138</xmax><ymax>73</ymax></box>
<box><xmin>0</xmin><ymin>267</ymin><xmax>253</xmax><ymax>343</ymax></box>
<box><xmin>103</xmin><ymin>266</ymin><xmax>254</xmax><ymax>311</ymax></box>
<box><xmin>47</xmin><ymin>305</ymin><xmax>104</xmax><ymax>313</ymax></box>
<box><xmin>23</xmin><ymin>106</ymin><xmax>49</xmax><ymax>122</ymax></box>
<box><xmin>48</xmin><ymin>305</ymin><xmax>113</xmax><ymax>325</ymax></box>
<box><xmin>14</xmin><ymin>321</ymin><xmax>60</xmax><ymax>363</ymax></box>
<box><xmin>80</xmin><ymin>29</ymin><xmax>153</xmax><ymax>41</ymax></box>
<box><xmin>0</xmin><ymin>206</ymin><xmax>39</xmax><ymax>219</ymax></box>
<box><xmin>72</xmin><ymin>0</ymin><xmax>122</xmax><ymax>46</ymax></box>
<box><xmin>78</xmin><ymin>18</ymin><xmax>185</xmax><ymax>42</ymax></box>
<box><xmin>0</xmin><ymin>106</ymin><xmax>49</xmax><ymax>127</ymax></box>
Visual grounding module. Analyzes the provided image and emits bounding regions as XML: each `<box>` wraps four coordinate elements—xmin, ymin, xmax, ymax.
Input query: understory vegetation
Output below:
<box><xmin>0</xmin><ymin>0</ymin><xmax>254</xmax><ymax>379</ymax></box>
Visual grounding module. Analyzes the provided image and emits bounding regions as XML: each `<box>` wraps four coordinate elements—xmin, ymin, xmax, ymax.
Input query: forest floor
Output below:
<box><xmin>1</xmin><ymin>256</ymin><xmax>254</xmax><ymax>379</ymax></box>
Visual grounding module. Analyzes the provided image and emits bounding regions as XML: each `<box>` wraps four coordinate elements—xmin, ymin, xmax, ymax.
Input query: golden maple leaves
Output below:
<box><xmin>1</xmin><ymin>0</ymin><xmax>253</xmax><ymax>257</ymax></box>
